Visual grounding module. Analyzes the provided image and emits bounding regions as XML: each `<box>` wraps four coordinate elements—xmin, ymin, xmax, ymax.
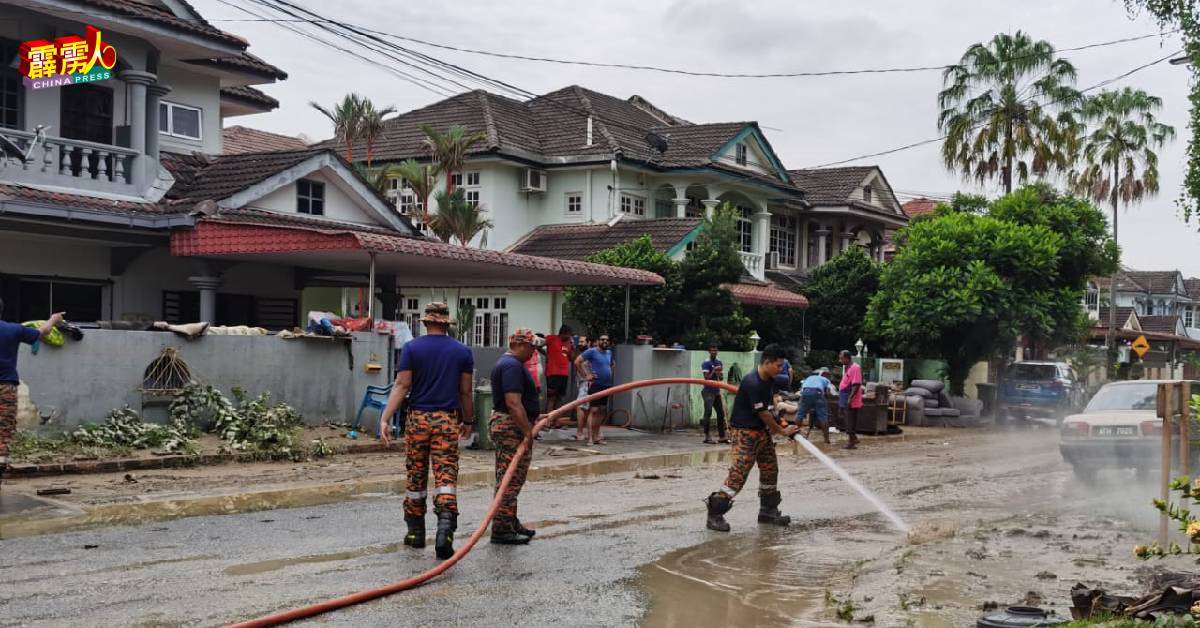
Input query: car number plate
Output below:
<box><xmin>1017</xmin><ymin>384</ymin><xmax>1039</xmax><ymax>391</ymax></box>
<box><xmin>1096</xmin><ymin>427</ymin><xmax>1136</xmax><ymax>437</ymax></box>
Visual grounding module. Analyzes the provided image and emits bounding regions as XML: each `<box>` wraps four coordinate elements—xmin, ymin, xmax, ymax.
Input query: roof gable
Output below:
<box><xmin>509</xmin><ymin>217</ymin><xmax>702</xmax><ymax>261</ymax></box>
<box><xmin>710</xmin><ymin>125</ymin><xmax>790</xmax><ymax>182</ymax></box>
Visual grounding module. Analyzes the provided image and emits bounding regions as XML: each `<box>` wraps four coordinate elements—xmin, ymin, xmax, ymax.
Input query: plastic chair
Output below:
<box><xmin>349</xmin><ymin>384</ymin><xmax>393</xmax><ymax>439</ymax></box>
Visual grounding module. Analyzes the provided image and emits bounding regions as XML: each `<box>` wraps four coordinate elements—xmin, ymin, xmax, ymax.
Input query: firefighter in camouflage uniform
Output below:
<box><xmin>488</xmin><ymin>327</ymin><xmax>544</xmax><ymax>544</ymax></box>
<box><xmin>381</xmin><ymin>302</ymin><xmax>475</xmax><ymax>560</ymax></box>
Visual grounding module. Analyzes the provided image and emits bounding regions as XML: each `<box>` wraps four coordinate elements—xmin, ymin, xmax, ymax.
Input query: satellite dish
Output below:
<box><xmin>644</xmin><ymin>131</ymin><xmax>669</xmax><ymax>154</ymax></box>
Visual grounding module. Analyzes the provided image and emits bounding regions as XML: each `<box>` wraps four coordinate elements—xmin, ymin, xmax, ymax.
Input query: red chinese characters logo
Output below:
<box><xmin>20</xmin><ymin>26</ymin><xmax>117</xmax><ymax>82</ymax></box>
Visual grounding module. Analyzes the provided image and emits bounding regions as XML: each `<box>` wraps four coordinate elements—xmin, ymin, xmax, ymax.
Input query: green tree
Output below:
<box><xmin>421</xmin><ymin>124</ymin><xmax>487</xmax><ymax>194</ymax></box>
<box><xmin>804</xmin><ymin>247</ymin><xmax>881</xmax><ymax>353</ymax></box>
<box><xmin>359</xmin><ymin>100</ymin><xmax>396</xmax><ymax>168</ymax></box>
<box><xmin>1123</xmin><ymin>1</ymin><xmax>1200</xmax><ymax>224</ymax></box>
<box><xmin>938</xmin><ymin>31</ymin><xmax>1081</xmax><ymax>193</ymax></box>
<box><xmin>428</xmin><ymin>188</ymin><xmax>494</xmax><ymax>246</ymax></box>
<box><xmin>1067</xmin><ymin>87</ymin><xmax>1174</xmax><ymax>347</ymax></box>
<box><xmin>311</xmin><ymin>93</ymin><xmax>365</xmax><ymax>163</ymax></box>
<box><xmin>867</xmin><ymin>212</ymin><xmax>1063</xmax><ymax>395</ymax></box>
<box><xmin>564</xmin><ymin>237</ymin><xmax>681</xmax><ymax>341</ymax></box>
<box><xmin>387</xmin><ymin>158</ymin><xmax>439</xmax><ymax>226</ymax></box>
<box><xmin>673</xmin><ymin>205</ymin><xmax>754</xmax><ymax>351</ymax></box>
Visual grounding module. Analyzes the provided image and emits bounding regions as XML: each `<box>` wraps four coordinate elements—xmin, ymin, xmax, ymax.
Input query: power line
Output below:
<box><xmin>802</xmin><ymin>50</ymin><xmax>1182</xmax><ymax>169</ymax></box>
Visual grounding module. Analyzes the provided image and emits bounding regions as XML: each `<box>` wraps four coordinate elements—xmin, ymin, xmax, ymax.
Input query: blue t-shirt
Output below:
<box><xmin>396</xmin><ymin>334</ymin><xmax>474</xmax><ymax>411</ymax></box>
<box><xmin>491</xmin><ymin>354</ymin><xmax>540</xmax><ymax>419</ymax></box>
<box><xmin>775</xmin><ymin>359</ymin><xmax>792</xmax><ymax>389</ymax></box>
<box><xmin>701</xmin><ymin>358</ymin><xmax>723</xmax><ymax>379</ymax></box>
<box><xmin>801</xmin><ymin>374</ymin><xmax>830</xmax><ymax>391</ymax></box>
<box><xmin>0</xmin><ymin>321</ymin><xmax>39</xmax><ymax>385</ymax></box>
<box><xmin>580</xmin><ymin>347</ymin><xmax>614</xmax><ymax>387</ymax></box>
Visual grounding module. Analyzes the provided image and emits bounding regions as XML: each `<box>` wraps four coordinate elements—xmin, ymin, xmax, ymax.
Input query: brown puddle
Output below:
<box><xmin>0</xmin><ymin>448</ymin><xmax>729</xmax><ymax>540</ymax></box>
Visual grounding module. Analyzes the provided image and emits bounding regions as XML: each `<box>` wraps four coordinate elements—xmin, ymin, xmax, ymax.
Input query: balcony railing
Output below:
<box><xmin>739</xmin><ymin>250</ymin><xmax>764</xmax><ymax>279</ymax></box>
<box><xmin>0</xmin><ymin>128</ymin><xmax>139</xmax><ymax>194</ymax></box>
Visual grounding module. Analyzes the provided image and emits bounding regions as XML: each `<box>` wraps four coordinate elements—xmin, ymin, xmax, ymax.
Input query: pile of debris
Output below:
<box><xmin>1071</xmin><ymin>582</ymin><xmax>1200</xmax><ymax>622</ymax></box>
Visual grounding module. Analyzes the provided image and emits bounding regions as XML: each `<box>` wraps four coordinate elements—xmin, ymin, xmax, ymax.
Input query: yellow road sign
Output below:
<box><xmin>1132</xmin><ymin>335</ymin><xmax>1151</xmax><ymax>358</ymax></box>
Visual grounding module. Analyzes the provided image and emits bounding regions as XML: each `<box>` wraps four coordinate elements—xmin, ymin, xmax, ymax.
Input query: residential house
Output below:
<box><xmin>337</xmin><ymin>86</ymin><xmax>904</xmax><ymax>344</ymax></box>
<box><xmin>1089</xmin><ymin>268</ymin><xmax>1200</xmax><ymax>338</ymax></box>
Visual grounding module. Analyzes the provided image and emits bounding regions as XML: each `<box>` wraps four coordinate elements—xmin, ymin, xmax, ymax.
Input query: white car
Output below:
<box><xmin>1059</xmin><ymin>380</ymin><xmax>1199</xmax><ymax>483</ymax></box>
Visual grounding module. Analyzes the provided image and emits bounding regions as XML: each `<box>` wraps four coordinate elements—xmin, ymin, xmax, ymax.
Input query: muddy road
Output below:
<box><xmin>0</xmin><ymin>426</ymin><xmax>1169</xmax><ymax>626</ymax></box>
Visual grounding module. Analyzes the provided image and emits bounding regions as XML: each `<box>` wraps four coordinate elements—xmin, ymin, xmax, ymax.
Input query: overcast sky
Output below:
<box><xmin>194</xmin><ymin>0</ymin><xmax>1200</xmax><ymax>276</ymax></box>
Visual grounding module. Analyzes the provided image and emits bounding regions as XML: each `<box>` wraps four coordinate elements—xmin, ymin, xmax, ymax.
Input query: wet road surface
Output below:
<box><xmin>1</xmin><ymin>427</ymin><xmax>1073</xmax><ymax>626</ymax></box>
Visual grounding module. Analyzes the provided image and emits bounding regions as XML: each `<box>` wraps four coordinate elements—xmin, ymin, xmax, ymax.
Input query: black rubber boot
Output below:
<box><xmin>514</xmin><ymin>519</ymin><xmax>536</xmax><ymax>538</ymax></box>
<box><xmin>757</xmin><ymin>490</ymin><xmax>791</xmax><ymax>526</ymax></box>
<box><xmin>403</xmin><ymin>515</ymin><xmax>425</xmax><ymax>548</ymax></box>
<box><xmin>704</xmin><ymin>493</ymin><xmax>733</xmax><ymax>532</ymax></box>
<box><xmin>491</xmin><ymin>520</ymin><xmax>532</xmax><ymax>545</ymax></box>
<box><xmin>435</xmin><ymin>511</ymin><xmax>457</xmax><ymax>559</ymax></box>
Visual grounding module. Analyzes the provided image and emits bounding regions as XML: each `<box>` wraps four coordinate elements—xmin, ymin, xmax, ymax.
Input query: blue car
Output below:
<box><xmin>999</xmin><ymin>361</ymin><xmax>1084</xmax><ymax>424</ymax></box>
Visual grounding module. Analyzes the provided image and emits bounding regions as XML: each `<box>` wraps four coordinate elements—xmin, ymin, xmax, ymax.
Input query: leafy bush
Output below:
<box><xmin>170</xmin><ymin>383</ymin><xmax>302</xmax><ymax>455</ymax></box>
<box><xmin>70</xmin><ymin>406</ymin><xmax>198</xmax><ymax>454</ymax></box>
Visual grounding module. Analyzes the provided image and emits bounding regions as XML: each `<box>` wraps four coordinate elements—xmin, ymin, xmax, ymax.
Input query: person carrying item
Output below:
<box><xmin>0</xmin><ymin>301</ymin><xmax>63</xmax><ymax>492</ymax></box>
<box><xmin>702</xmin><ymin>345</ymin><xmax>799</xmax><ymax>532</ymax></box>
<box><xmin>489</xmin><ymin>328</ymin><xmax>544</xmax><ymax>545</ymax></box>
<box><xmin>700</xmin><ymin>345</ymin><xmax>727</xmax><ymax>444</ymax></box>
<box><xmin>380</xmin><ymin>302</ymin><xmax>475</xmax><ymax>560</ymax></box>
<box><xmin>838</xmin><ymin>350</ymin><xmax>864</xmax><ymax>450</ymax></box>
<box><xmin>575</xmin><ymin>334</ymin><xmax>615</xmax><ymax>446</ymax></box>
<box><xmin>799</xmin><ymin>369</ymin><xmax>834</xmax><ymax>444</ymax></box>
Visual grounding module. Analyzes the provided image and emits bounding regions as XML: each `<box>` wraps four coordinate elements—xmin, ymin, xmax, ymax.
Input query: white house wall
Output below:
<box><xmin>157</xmin><ymin>64</ymin><xmax>223</xmax><ymax>155</ymax></box>
<box><xmin>248</xmin><ymin>170</ymin><xmax>380</xmax><ymax>227</ymax></box>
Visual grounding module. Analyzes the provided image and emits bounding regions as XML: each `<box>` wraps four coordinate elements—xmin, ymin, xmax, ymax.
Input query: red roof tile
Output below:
<box><xmin>902</xmin><ymin>198</ymin><xmax>939</xmax><ymax>218</ymax></box>
<box><xmin>222</xmin><ymin>126</ymin><xmax>307</xmax><ymax>155</ymax></box>
<box><xmin>723</xmin><ymin>282</ymin><xmax>809</xmax><ymax>309</ymax></box>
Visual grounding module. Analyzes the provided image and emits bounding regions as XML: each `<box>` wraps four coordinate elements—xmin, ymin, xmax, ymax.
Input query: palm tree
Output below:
<box><xmin>353</xmin><ymin>163</ymin><xmax>390</xmax><ymax>196</ymax></box>
<box><xmin>420</xmin><ymin>124</ymin><xmax>487</xmax><ymax>194</ymax></box>
<box><xmin>386</xmin><ymin>158</ymin><xmax>440</xmax><ymax>226</ymax></box>
<box><xmin>429</xmin><ymin>188</ymin><xmax>493</xmax><ymax>246</ymax></box>
<box><xmin>1068</xmin><ymin>87</ymin><xmax>1175</xmax><ymax>348</ymax></box>
<box><xmin>310</xmin><ymin>94</ymin><xmax>365</xmax><ymax>162</ymax></box>
<box><xmin>938</xmin><ymin>31</ymin><xmax>1081</xmax><ymax>193</ymax></box>
<box><xmin>359</xmin><ymin>100</ymin><xmax>396</xmax><ymax>168</ymax></box>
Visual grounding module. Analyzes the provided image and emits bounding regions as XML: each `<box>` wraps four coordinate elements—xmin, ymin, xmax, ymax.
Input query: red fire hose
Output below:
<box><xmin>229</xmin><ymin>378</ymin><xmax>736</xmax><ymax>628</ymax></box>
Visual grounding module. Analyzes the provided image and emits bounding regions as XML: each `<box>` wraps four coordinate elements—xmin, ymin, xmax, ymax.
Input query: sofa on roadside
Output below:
<box><xmin>901</xmin><ymin>379</ymin><xmax>987</xmax><ymax>427</ymax></box>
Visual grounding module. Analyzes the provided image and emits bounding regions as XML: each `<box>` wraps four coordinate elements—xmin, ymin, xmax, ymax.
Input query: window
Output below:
<box><xmin>158</xmin><ymin>101</ymin><xmax>202</xmax><ymax>140</ymax></box>
<box><xmin>770</xmin><ymin>214</ymin><xmax>798</xmax><ymax>267</ymax></box>
<box><xmin>735</xmin><ymin>142</ymin><xmax>748</xmax><ymax>166</ymax></box>
<box><xmin>566</xmin><ymin>192</ymin><xmax>583</xmax><ymax>215</ymax></box>
<box><xmin>654</xmin><ymin>197</ymin><xmax>674</xmax><ymax>219</ymax></box>
<box><xmin>400</xmin><ymin>297</ymin><xmax>423</xmax><ymax>337</ymax></box>
<box><xmin>620</xmin><ymin>194</ymin><xmax>646</xmax><ymax>216</ymax></box>
<box><xmin>1084</xmin><ymin>284</ymin><xmax>1099</xmax><ymax>314</ymax></box>
<box><xmin>393</xmin><ymin>178</ymin><xmax>425</xmax><ymax>217</ymax></box>
<box><xmin>297</xmin><ymin>179</ymin><xmax>325</xmax><ymax>215</ymax></box>
<box><xmin>161</xmin><ymin>291</ymin><xmax>297</xmax><ymax>329</ymax></box>
<box><xmin>737</xmin><ymin>205</ymin><xmax>753</xmax><ymax>253</ymax></box>
<box><xmin>452</xmin><ymin>171</ymin><xmax>481</xmax><ymax>208</ymax></box>
<box><xmin>1185</xmin><ymin>307</ymin><xmax>1194</xmax><ymax>328</ymax></box>
<box><xmin>458</xmin><ymin>296</ymin><xmax>508</xmax><ymax>347</ymax></box>
<box><xmin>863</xmin><ymin>186</ymin><xmax>873</xmax><ymax>203</ymax></box>
<box><xmin>0</xmin><ymin>39</ymin><xmax>22</xmax><ymax>129</ymax></box>
<box><xmin>15</xmin><ymin>278</ymin><xmax>103</xmax><ymax>323</ymax></box>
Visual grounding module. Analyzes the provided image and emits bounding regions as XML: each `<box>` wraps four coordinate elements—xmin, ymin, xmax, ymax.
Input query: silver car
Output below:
<box><xmin>1059</xmin><ymin>380</ymin><xmax>1199</xmax><ymax>483</ymax></box>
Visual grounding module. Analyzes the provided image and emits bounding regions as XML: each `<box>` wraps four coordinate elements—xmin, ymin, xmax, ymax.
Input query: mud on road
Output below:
<box><xmin>0</xmin><ymin>424</ymin><xmax>1177</xmax><ymax>626</ymax></box>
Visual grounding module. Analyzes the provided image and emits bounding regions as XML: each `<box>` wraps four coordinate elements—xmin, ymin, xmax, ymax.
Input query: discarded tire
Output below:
<box><xmin>977</xmin><ymin>606</ymin><xmax>1068</xmax><ymax>627</ymax></box>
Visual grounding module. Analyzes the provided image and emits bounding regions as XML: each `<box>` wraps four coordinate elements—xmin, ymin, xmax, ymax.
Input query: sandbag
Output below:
<box><xmin>910</xmin><ymin>379</ymin><xmax>945</xmax><ymax>394</ymax></box>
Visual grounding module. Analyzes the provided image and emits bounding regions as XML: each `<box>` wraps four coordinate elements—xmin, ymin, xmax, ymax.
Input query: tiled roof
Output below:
<box><xmin>220</xmin><ymin>85</ymin><xmax>279</xmax><ymax>110</ymax></box>
<box><xmin>1139</xmin><ymin>315</ymin><xmax>1181</xmax><ymax>334</ymax></box>
<box><xmin>902</xmin><ymin>198</ymin><xmax>939</xmax><ymax>218</ymax></box>
<box><xmin>1096</xmin><ymin>307</ymin><xmax>1137</xmax><ymax>329</ymax></box>
<box><xmin>222</xmin><ymin>126</ymin><xmax>307</xmax><ymax>154</ymax></box>
<box><xmin>172</xmin><ymin>219</ymin><xmax>666</xmax><ymax>287</ymax></box>
<box><xmin>509</xmin><ymin>218</ymin><xmax>702</xmax><ymax>261</ymax></box>
<box><xmin>1095</xmin><ymin>271</ymin><xmax>1147</xmax><ymax>293</ymax></box>
<box><xmin>186</xmin><ymin>52</ymin><xmax>287</xmax><ymax>80</ymax></box>
<box><xmin>75</xmin><ymin>0</ymin><xmax>247</xmax><ymax>47</ymax></box>
<box><xmin>788</xmin><ymin>167</ymin><xmax>876</xmax><ymax>205</ymax></box>
<box><xmin>200</xmin><ymin>207</ymin><xmax>401</xmax><ymax>237</ymax></box>
<box><xmin>1186</xmin><ymin>278</ymin><xmax>1200</xmax><ymax>299</ymax></box>
<box><xmin>1124</xmin><ymin>270</ymin><xmax>1182</xmax><ymax>294</ymax></box>
<box><xmin>723</xmin><ymin>282</ymin><xmax>809</xmax><ymax>309</ymax></box>
<box><xmin>323</xmin><ymin>86</ymin><xmax>787</xmax><ymax>184</ymax></box>
<box><xmin>0</xmin><ymin>182</ymin><xmax>164</xmax><ymax>215</ymax></box>
<box><xmin>162</xmin><ymin>148</ymin><xmax>325</xmax><ymax>202</ymax></box>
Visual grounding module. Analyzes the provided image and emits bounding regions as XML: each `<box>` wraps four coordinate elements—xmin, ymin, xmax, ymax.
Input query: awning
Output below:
<box><xmin>723</xmin><ymin>282</ymin><xmax>809</xmax><ymax>309</ymax></box>
<box><xmin>171</xmin><ymin>217</ymin><xmax>665</xmax><ymax>288</ymax></box>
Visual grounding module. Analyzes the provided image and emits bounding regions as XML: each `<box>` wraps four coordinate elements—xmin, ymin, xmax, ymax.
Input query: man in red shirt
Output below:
<box><xmin>838</xmin><ymin>350</ymin><xmax>864</xmax><ymax>450</ymax></box>
<box><xmin>543</xmin><ymin>325</ymin><xmax>575</xmax><ymax>420</ymax></box>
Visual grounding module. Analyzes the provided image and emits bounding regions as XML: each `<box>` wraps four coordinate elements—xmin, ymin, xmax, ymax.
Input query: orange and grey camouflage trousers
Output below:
<box><xmin>404</xmin><ymin>409</ymin><xmax>461</xmax><ymax>517</ymax></box>
<box><xmin>718</xmin><ymin>427</ymin><xmax>779</xmax><ymax>498</ymax></box>
<box><xmin>0</xmin><ymin>384</ymin><xmax>16</xmax><ymax>464</ymax></box>
<box><xmin>490</xmin><ymin>411</ymin><xmax>532</xmax><ymax>526</ymax></box>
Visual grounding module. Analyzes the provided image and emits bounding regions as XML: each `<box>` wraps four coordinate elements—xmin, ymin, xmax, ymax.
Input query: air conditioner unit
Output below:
<box><xmin>765</xmin><ymin>251</ymin><xmax>781</xmax><ymax>270</ymax></box>
<box><xmin>521</xmin><ymin>168</ymin><xmax>547</xmax><ymax>193</ymax></box>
